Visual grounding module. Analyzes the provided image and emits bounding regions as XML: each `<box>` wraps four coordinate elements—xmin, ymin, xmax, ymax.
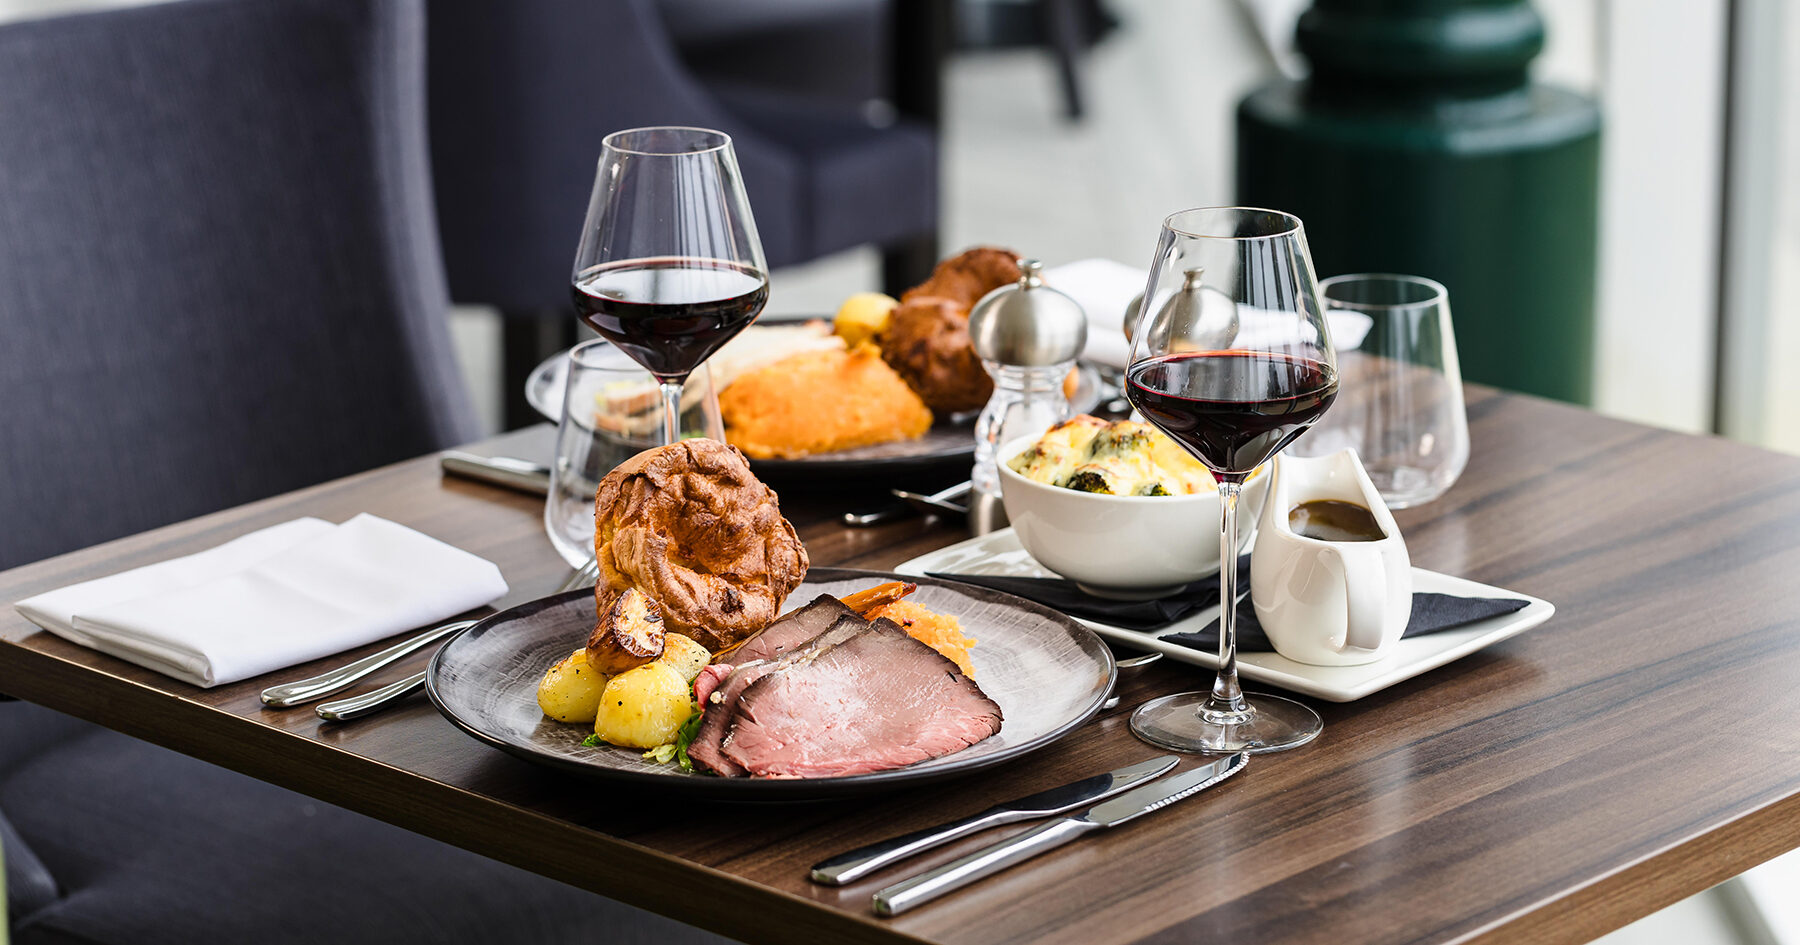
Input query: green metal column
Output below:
<box><xmin>1237</xmin><ymin>0</ymin><xmax>1601</xmax><ymax>404</ymax></box>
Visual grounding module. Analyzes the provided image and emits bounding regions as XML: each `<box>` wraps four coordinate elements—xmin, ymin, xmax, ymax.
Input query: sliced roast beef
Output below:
<box><xmin>692</xmin><ymin>663</ymin><xmax>733</xmax><ymax>709</ymax></box>
<box><xmin>724</xmin><ymin>595</ymin><xmax>856</xmax><ymax>665</ymax></box>
<box><xmin>688</xmin><ymin>614</ymin><xmax>870</xmax><ymax>776</ymax></box>
<box><xmin>686</xmin><ymin>661</ymin><xmax>771</xmax><ymax>777</ymax></box>
<box><xmin>720</xmin><ymin>619</ymin><xmax>1003</xmax><ymax>779</ymax></box>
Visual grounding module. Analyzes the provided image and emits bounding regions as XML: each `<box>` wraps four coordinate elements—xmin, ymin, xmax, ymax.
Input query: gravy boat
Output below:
<box><xmin>1251</xmin><ymin>449</ymin><xmax>1411</xmax><ymax>665</ymax></box>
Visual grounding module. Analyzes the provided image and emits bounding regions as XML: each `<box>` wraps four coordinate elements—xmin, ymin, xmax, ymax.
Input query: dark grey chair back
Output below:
<box><xmin>427</xmin><ymin>0</ymin><xmax>803</xmax><ymax>312</ymax></box>
<box><xmin>0</xmin><ymin>0</ymin><xmax>477</xmax><ymax>571</ymax></box>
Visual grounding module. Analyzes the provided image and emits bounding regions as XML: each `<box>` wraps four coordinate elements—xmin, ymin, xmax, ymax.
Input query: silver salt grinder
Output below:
<box><xmin>965</xmin><ymin>260</ymin><xmax>1088</xmax><ymax>533</ymax></box>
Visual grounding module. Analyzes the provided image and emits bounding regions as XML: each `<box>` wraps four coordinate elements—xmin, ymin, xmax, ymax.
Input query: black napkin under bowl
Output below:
<box><xmin>926</xmin><ymin>556</ymin><xmax>1252</xmax><ymax>633</ymax></box>
<box><xmin>1159</xmin><ymin>592</ymin><xmax>1529</xmax><ymax>654</ymax></box>
<box><xmin>927</xmin><ymin>563</ymin><xmax>1530</xmax><ymax>652</ymax></box>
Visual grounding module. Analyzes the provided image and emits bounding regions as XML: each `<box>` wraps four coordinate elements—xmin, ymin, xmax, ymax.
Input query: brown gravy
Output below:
<box><xmin>1288</xmin><ymin>499</ymin><xmax>1385</xmax><ymax>542</ymax></box>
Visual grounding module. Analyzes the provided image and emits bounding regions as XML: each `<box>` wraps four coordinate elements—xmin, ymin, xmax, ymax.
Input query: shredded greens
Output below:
<box><xmin>581</xmin><ymin>733</ymin><xmax>604</xmax><ymax>748</ymax></box>
<box><xmin>642</xmin><ymin>702</ymin><xmax>704</xmax><ymax>771</ymax></box>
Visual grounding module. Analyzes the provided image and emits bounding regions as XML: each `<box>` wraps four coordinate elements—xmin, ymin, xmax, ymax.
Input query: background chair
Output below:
<box><xmin>0</xmin><ymin>0</ymin><xmax>478</xmax><ymax>573</ymax></box>
<box><xmin>426</xmin><ymin>0</ymin><xmax>943</xmax><ymax>427</ymax></box>
<box><xmin>0</xmin><ymin>1</ymin><xmax>724</xmax><ymax>941</ymax></box>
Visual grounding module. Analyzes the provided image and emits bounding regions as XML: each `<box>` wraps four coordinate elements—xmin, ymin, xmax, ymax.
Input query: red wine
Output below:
<box><xmin>571</xmin><ymin>257</ymin><xmax>769</xmax><ymax>378</ymax></box>
<box><xmin>1127</xmin><ymin>351</ymin><xmax>1338</xmax><ymax>482</ymax></box>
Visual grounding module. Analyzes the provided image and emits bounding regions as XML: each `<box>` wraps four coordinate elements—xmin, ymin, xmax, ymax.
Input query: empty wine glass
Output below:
<box><xmin>1289</xmin><ymin>274</ymin><xmax>1469</xmax><ymax>507</ymax></box>
<box><xmin>570</xmin><ymin>127</ymin><xmax>767</xmax><ymax>446</ymax></box>
<box><xmin>545</xmin><ymin>340</ymin><xmax>723</xmax><ymax>568</ymax></box>
<box><xmin>1125</xmin><ymin>207</ymin><xmax>1338</xmax><ymax>754</ymax></box>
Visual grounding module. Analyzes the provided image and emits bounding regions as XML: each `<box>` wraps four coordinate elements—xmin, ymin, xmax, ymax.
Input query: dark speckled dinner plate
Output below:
<box><xmin>426</xmin><ymin>568</ymin><xmax>1115</xmax><ymax>800</ymax></box>
<box><xmin>525</xmin><ymin>325</ymin><xmax>1103</xmax><ymax>476</ymax></box>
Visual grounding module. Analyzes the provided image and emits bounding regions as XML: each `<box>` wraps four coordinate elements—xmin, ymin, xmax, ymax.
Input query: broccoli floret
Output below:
<box><xmin>1136</xmin><ymin>482</ymin><xmax>1172</xmax><ymax>496</ymax></box>
<box><xmin>1062</xmin><ymin>470</ymin><xmax>1114</xmax><ymax>494</ymax></box>
<box><xmin>1087</xmin><ymin>423</ymin><xmax>1155</xmax><ymax>459</ymax></box>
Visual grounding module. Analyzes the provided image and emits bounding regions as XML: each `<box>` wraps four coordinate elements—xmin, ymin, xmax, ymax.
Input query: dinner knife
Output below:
<box><xmin>439</xmin><ymin>451</ymin><xmax>551</xmax><ymax>496</ymax></box>
<box><xmin>810</xmin><ymin>754</ymin><xmax>1178</xmax><ymax>886</ymax></box>
<box><xmin>871</xmin><ymin>752</ymin><xmax>1248</xmax><ymax>916</ymax></box>
<box><xmin>842</xmin><ymin>481</ymin><xmax>973</xmax><ymax>527</ymax></box>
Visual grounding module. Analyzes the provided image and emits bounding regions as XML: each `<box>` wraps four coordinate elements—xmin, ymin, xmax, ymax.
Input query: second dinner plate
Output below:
<box><xmin>525</xmin><ymin>327</ymin><xmax>1103</xmax><ymax>475</ymax></box>
<box><xmin>427</xmin><ymin>567</ymin><xmax>1116</xmax><ymax>800</ymax></box>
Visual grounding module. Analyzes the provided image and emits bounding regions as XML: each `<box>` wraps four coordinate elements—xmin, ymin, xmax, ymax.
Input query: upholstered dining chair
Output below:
<box><xmin>0</xmin><ymin>1</ymin><xmax>724</xmax><ymax>942</ymax></box>
<box><xmin>426</xmin><ymin>0</ymin><xmax>942</xmax><ymax>426</ymax></box>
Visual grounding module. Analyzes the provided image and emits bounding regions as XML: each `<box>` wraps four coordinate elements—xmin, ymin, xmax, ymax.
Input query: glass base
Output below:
<box><xmin>1129</xmin><ymin>691</ymin><xmax>1322</xmax><ymax>754</ymax></box>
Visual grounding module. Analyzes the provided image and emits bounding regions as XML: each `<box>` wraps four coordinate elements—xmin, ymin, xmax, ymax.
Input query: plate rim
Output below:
<box><xmin>426</xmin><ymin>566</ymin><xmax>1118</xmax><ymax>799</ymax></box>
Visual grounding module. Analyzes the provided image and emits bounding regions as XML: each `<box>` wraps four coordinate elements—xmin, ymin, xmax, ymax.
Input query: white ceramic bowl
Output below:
<box><xmin>997</xmin><ymin>433</ymin><xmax>1269</xmax><ymax>600</ymax></box>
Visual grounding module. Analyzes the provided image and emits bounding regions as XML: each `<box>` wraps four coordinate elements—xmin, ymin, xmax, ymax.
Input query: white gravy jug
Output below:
<box><xmin>1251</xmin><ymin>450</ymin><xmax>1412</xmax><ymax>665</ymax></box>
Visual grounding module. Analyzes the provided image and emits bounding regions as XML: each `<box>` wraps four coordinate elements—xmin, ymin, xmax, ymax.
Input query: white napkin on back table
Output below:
<box><xmin>15</xmin><ymin>514</ymin><xmax>508</xmax><ymax>687</ymax></box>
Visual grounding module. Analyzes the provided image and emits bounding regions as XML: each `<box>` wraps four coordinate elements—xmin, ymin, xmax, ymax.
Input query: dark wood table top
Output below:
<box><xmin>5</xmin><ymin>388</ymin><xmax>1800</xmax><ymax>945</ymax></box>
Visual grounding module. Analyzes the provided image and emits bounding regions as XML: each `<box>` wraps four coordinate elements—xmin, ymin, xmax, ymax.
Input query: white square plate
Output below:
<box><xmin>897</xmin><ymin>528</ymin><xmax>1555</xmax><ymax>702</ymax></box>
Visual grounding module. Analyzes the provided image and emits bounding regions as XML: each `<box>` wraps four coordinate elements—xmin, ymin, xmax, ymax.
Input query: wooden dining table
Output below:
<box><xmin>4</xmin><ymin>386</ymin><xmax>1800</xmax><ymax>945</ymax></box>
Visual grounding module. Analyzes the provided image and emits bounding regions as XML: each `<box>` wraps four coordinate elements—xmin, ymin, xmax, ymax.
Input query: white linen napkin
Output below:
<box><xmin>15</xmin><ymin>514</ymin><xmax>509</xmax><ymax>687</ymax></box>
<box><xmin>1045</xmin><ymin>258</ymin><xmax>1145</xmax><ymax>369</ymax></box>
<box><xmin>1044</xmin><ymin>258</ymin><xmax>1375</xmax><ymax>368</ymax></box>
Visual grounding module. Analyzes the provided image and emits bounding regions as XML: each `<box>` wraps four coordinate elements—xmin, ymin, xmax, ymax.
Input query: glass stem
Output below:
<box><xmin>1204</xmin><ymin>479</ymin><xmax>1251</xmax><ymax>724</ymax></box>
<box><xmin>657</xmin><ymin>379</ymin><xmax>685</xmax><ymax>446</ymax></box>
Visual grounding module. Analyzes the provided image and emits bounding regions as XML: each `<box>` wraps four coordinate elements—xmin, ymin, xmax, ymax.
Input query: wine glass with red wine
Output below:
<box><xmin>1125</xmin><ymin>207</ymin><xmax>1339</xmax><ymax>754</ymax></box>
<box><xmin>571</xmin><ymin>127</ymin><xmax>769</xmax><ymax>446</ymax></box>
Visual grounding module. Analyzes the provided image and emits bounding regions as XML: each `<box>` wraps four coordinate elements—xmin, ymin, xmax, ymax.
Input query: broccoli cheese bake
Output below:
<box><xmin>1006</xmin><ymin>415</ymin><xmax>1220</xmax><ymax>496</ymax></box>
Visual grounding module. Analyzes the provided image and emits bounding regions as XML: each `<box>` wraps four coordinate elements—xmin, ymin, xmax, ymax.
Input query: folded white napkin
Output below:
<box><xmin>1044</xmin><ymin>258</ymin><xmax>1375</xmax><ymax>368</ymax></box>
<box><xmin>15</xmin><ymin>514</ymin><xmax>509</xmax><ymax>687</ymax></box>
<box><xmin>1045</xmin><ymin>258</ymin><xmax>1145</xmax><ymax>369</ymax></box>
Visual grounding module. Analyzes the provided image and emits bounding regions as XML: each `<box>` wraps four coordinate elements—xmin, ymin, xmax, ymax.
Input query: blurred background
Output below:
<box><xmin>0</xmin><ymin>0</ymin><xmax>1794</xmax><ymax>937</ymax></box>
<box><xmin>4</xmin><ymin>0</ymin><xmax>1793</xmax><ymax>453</ymax></box>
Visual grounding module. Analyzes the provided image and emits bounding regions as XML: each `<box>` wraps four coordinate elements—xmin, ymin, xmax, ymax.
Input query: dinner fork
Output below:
<box><xmin>314</xmin><ymin>558</ymin><xmax>599</xmax><ymax>722</ymax></box>
<box><xmin>259</xmin><ymin>618</ymin><xmax>479</xmax><ymax>708</ymax></box>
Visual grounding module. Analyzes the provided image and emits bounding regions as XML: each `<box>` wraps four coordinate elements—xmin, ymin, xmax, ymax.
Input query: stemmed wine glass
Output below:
<box><xmin>571</xmin><ymin>127</ymin><xmax>768</xmax><ymax>446</ymax></box>
<box><xmin>1125</xmin><ymin>207</ymin><xmax>1339</xmax><ymax>754</ymax></box>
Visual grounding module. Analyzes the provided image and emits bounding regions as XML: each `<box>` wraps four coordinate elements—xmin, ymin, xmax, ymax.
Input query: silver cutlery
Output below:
<box><xmin>260</xmin><ymin>618</ymin><xmax>478</xmax><ymax>707</ymax></box>
<box><xmin>894</xmin><ymin>481</ymin><xmax>972</xmax><ymax>517</ymax></box>
<box><xmin>871</xmin><ymin>752</ymin><xmax>1248</xmax><ymax>916</ymax></box>
<box><xmin>315</xmin><ymin>558</ymin><xmax>599</xmax><ymax>722</ymax></box>
<box><xmin>842</xmin><ymin>481</ymin><xmax>973</xmax><ymax>527</ymax></box>
<box><xmin>440</xmin><ymin>451</ymin><xmax>552</xmax><ymax>496</ymax></box>
<box><xmin>1100</xmin><ymin>651</ymin><xmax>1162</xmax><ymax>711</ymax></box>
<box><xmin>315</xmin><ymin>671</ymin><xmax>427</xmax><ymax>721</ymax></box>
<box><xmin>810</xmin><ymin>755</ymin><xmax>1177</xmax><ymax>886</ymax></box>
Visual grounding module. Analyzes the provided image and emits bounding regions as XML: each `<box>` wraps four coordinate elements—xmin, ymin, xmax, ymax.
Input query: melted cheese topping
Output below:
<box><xmin>1007</xmin><ymin>415</ymin><xmax>1219</xmax><ymax>496</ymax></box>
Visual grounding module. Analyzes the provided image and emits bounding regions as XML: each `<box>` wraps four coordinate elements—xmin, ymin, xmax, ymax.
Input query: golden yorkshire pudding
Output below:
<box><xmin>880</xmin><ymin>247</ymin><xmax>1021</xmax><ymax>414</ymax></box>
<box><xmin>591</xmin><ymin>439</ymin><xmax>808</xmax><ymax>653</ymax></box>
<box><xmin>900</xmin><ymin>247</ymin><xmax>1023</xmax><ymax>309</ymax></box>
<box><xmin>881</xmin><ymin>295</ymin><xmax>995</xmax><ymax>414</ymax></box>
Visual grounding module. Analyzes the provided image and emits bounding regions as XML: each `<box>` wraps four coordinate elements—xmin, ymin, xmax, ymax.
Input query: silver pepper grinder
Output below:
<box><xmin>1125</xmin><ymin>266</ymin><xmax>1240</xmax><ymax>351</ymax></box>
<box><xmin>965</xmin><ymin>259</ymin><xmax>1088</xmax><ymax>535</ymax></box>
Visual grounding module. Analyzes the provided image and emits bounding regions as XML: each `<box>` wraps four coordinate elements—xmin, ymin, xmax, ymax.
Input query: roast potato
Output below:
<box><xmin>537</xmin><ymin>648</ymin><xmax>610</xmax><ymax>723</ymax></box>
<box><xmin>659</xmin><ymin>633</ymin><xmax>711</xmax><ymax>683</ymax></box>
<box><xmin>593</xmin><ymin>662</ymin><xmax>693</xmax><ymax>749</ymax></box>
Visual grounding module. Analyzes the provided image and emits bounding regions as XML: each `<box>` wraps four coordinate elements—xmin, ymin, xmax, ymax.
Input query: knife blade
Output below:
<box><xmin>871</xmin><ymin>752</ymin><xmax>1248</xmax><ymax>916</ymax></box>
<box><xmin>810</xmin><ymin>755</ymin><xmax>1178</xmax><ymax>886</ymax></box>
<box><xmin>439</xmin><ymin>451</ymin><xmax>551</xmax><ymax>496</ymax></box>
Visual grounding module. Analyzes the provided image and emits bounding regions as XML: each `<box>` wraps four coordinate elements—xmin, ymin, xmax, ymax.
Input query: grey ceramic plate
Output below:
<box><xmin>525</xmin><ymin>324</ymin><xmax>1103</xmax><ymax>475</ymax></box>
<box><xmin>427</xmin><ymin>568</ymin><xmax>1116</xmax><ymax>800</ymax></box>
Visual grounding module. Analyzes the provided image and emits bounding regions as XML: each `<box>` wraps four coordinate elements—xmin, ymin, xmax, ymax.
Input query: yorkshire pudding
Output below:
<box><xmin>592</xmin><ymin>439</ymin><xmax>808</xmax><ymax>653</ymax></box>
<box><xmin>901</xmin><ymin>247</ymin><xmax>1022</xmax><ymax>308</ymax></box>
<box><xmin>882</xmin><ymin>297</ymin><xmax>994</xmax><ymax>414</ymax></box>
<box><xmin>879</xmin><ymin>247</ymin><xmax>1022</xmax><ymax>413</ymax></box>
